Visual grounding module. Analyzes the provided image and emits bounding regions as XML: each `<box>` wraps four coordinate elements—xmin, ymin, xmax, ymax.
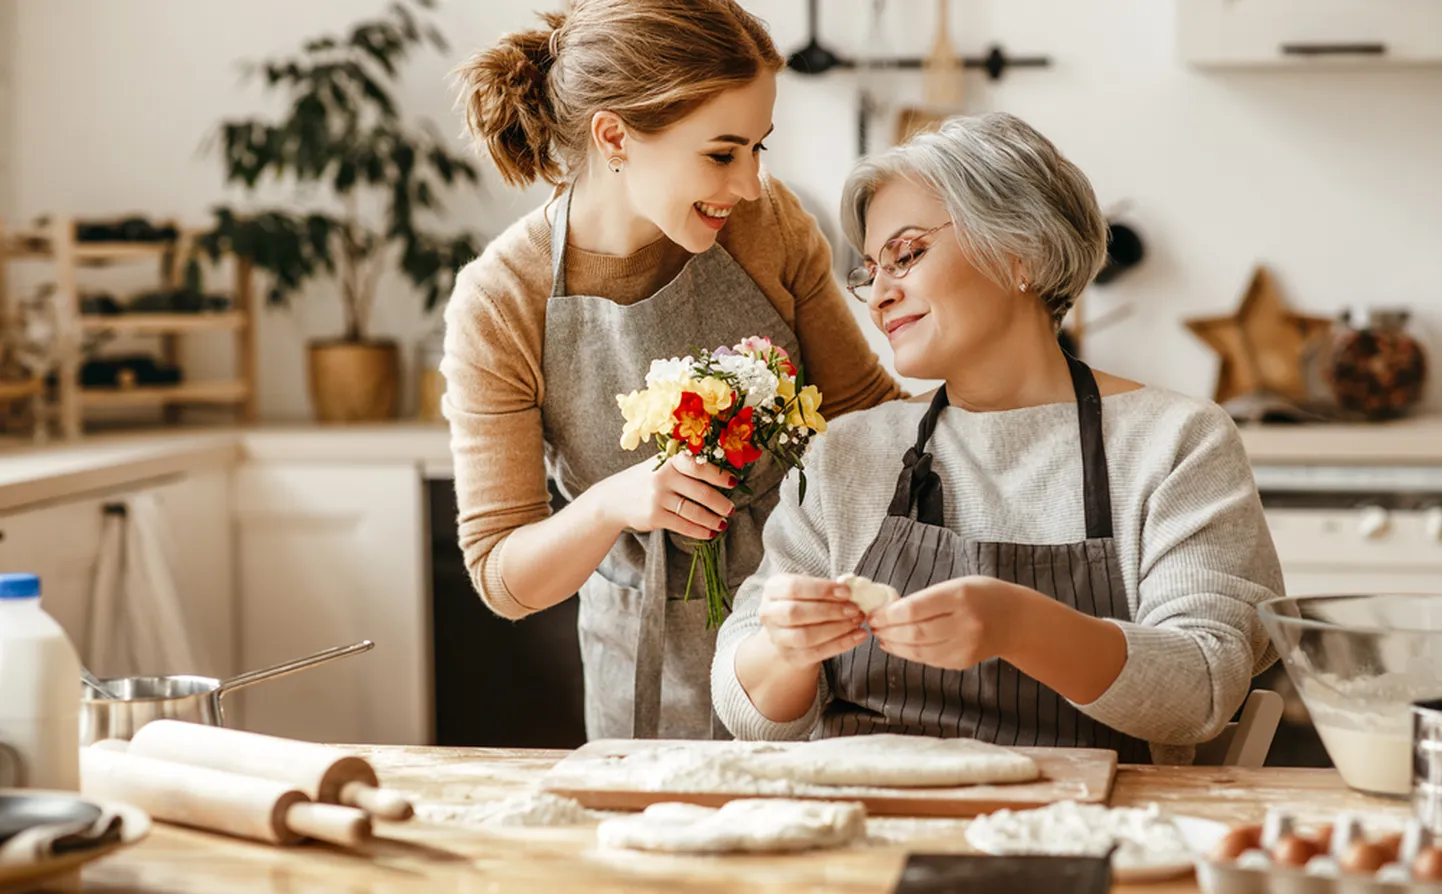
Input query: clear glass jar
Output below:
<box><xmin>415</xmin><ymin>325</ymin><xmax>446</xmax><ymax>423</ymax></box>
<box><xmin>1325</xmin><ymin>307</ymin><xmax>1428</xmax><ymax>419</ymax></box>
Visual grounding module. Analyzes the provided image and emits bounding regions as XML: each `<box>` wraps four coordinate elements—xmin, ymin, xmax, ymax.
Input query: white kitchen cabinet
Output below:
<box><xmin>1178</xmin><ymin>0</ymin><xmax>1442</xmax><ymax>66</ymax></box>
<box><xmin>1265</xmin><ymin>506</ymin><xmax>1442</xmax><ymax>596</ymax></box>
<box><xmin>0</xmin><ymin>470</ymin><xmax>234</xmax><ymax>679</ymax></box>
<box><xmin>231</xmin><ymin>463</ymin><xmax>428</xmax><ymax>746</ymax></box>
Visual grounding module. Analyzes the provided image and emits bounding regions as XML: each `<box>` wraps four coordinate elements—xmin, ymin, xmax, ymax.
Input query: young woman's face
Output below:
<box><xmin>861</xmin><ymin>177</ymin><xmax>1026</xmax><ymax>380</ymax></box>
<box><xmin>622</xmin><ymin>72</ymin><xmax>777</xmax><ymax>253</ymax></box>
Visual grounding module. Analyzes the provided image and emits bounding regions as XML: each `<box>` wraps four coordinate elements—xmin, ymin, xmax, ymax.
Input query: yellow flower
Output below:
<box><xmin>775</xmin><ymin>376</ymin><xmax>795</xmax><ymax>403</ymax></box>
<box><xmin>688</xmin><ymin>376</ymin><xmax>734</xmax><ymax>415</ymax></box>
<box><xmin>786</xmin><ymin>384</ymin><xmax>827</xmax><ymax>433</ymax></box>
<box><xmin>617</xmin><ymin>382</ymin><xmax>683</xmax><ymax>450</ymax></box>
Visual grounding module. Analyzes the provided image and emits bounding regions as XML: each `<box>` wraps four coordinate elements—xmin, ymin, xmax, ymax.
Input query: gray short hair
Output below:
<box><xmin>840</xmin><ymin>112</ymin><xmax>1107</xmax><ymax>327</ymax></box>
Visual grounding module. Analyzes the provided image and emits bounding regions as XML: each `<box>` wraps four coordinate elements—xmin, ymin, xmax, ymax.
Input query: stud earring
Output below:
<box><xmin>607</xmin><ymin>156</ymin><xmax>625</xmax><ymax>173</ymax></box>
<box><xmin>1019</xmin><ymin>280</ymin><xmax>1031</xmax><ymax>293</ymax></box>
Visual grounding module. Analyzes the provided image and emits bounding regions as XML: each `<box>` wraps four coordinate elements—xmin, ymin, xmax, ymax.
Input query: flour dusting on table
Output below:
<box><xmin>416</xmin><ymin>792</ymin><xmax>602</xmax><ymax>828</ymax></box>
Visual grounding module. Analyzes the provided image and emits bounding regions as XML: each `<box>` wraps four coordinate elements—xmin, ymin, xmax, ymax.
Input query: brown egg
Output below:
<box><xmin>1312</xmin><ymin>823</ymin><xmax>1334</xmax><ymax>853</ymax></box>
<box><xmin>1412</xmin><ymin>846</ymin><xmax>1442</xmax><ymax>882</ymax></box>
<box><xmin>1271</xmin><ymin>834</ymin><xmax>1320</xmax><ymax>868</ymax></box>
<box><xmin>1374</xmin><ymin>832</ymin><xmax>1404</xmax><ymax>864</ymax></box>
<box><xmin>1340</xmin><ymin>841</ymin><xmax>1388</xmax><ymax>875</ymax></box>
<box><xmin>1212</xmin><ymin>825</ymin><xmax>1264</xmax><ymax>862</ymax></box>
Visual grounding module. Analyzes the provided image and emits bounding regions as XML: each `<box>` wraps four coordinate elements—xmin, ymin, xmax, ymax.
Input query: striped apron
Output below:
<box><xmin>821</xmin><ymin>353</ymin><xmax>1152</xmax><ymax>763</ymax></box>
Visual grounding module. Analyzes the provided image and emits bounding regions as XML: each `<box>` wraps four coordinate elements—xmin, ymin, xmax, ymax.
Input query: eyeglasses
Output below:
<box><xmin>846</xmin><ymin>221</ymin><xmax>954</xmax><ymax>302</ymax></box>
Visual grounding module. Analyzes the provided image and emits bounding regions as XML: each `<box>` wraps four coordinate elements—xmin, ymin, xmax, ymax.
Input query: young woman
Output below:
<box><xmin>712</xmin><ymin>112</ymin><xmax>1283</xmax><ymax>764</ymax></box>
<box><xmin>444</xmin><ymin>0</ymin><xmax>901</xmax><ymax>742</ymax></box>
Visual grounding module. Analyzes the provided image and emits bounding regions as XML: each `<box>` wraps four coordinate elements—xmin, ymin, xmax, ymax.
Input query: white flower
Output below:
<box><xmin>694</xmin><ymin>455</ymin><xmax>708</xmax><ymax>465</ymax></box>
<box><xmin>646</xmin><ymin>356</ymin><xmax>695</xmax><ymax>387</ymax></box>
<box><xmin>778</xmin><ymin>434</ymin><xmax>789</xmax><ymax>445</ymax></box>
<box><xmin>715</xmin><ymin>353</ymin><xmax>778</xmax><ymax>408</ymax></box>
<box><xmin>713</xmin><ymin>447</ymin><xmax>725</xmax><ymax>459</ymax></box>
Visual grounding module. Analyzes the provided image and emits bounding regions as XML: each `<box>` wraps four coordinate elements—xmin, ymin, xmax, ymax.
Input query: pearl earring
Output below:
<box><xmin>1018</xmin><ymin>281</ymin><xmax>1030</xmax><ymax>293</ymax></box>
<box><xmin>607</xmin><ymin>156</ymin><xmax>625</xmax><ymax>173</ymax></box>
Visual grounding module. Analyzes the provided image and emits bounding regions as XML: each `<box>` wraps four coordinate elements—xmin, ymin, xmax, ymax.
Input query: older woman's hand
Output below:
<box><xmin>758</xmin><ymin>574</ymin><xmax>868</xmax><ymax>669</ymax></box>
<box><xmin>868</xmin><ymin>576</ymin><xmax>1017</xmax><ymax>671</ymax></box>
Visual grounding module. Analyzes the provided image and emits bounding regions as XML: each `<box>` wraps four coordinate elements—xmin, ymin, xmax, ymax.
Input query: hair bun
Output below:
<box><xmin>457</xmin><ymin>11</ymin><xmax>566</xmax><ymax>187</ymax></box>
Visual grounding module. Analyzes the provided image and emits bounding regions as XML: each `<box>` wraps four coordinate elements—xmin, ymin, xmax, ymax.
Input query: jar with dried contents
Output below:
<box><xmin>1326</xmin><ymin>307</ymin><xmax>1428</xmax><ymax>419</ymax></box>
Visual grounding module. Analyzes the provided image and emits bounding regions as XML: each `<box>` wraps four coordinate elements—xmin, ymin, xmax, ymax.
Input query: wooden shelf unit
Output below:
<box><xmin>0</xmin><ymin>217</ymin><xmax>258</xmax><ymax>439</ymax></box>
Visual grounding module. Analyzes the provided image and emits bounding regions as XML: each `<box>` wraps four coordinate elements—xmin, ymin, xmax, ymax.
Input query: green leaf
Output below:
<box><xmin>798</xmin><ymin>471</ymin><xmax>809</xmax><ymax>505</ymax></box>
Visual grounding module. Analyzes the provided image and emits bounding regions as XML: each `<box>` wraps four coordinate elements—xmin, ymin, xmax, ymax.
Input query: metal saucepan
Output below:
<box><xmin>79</xmin><ymin>640</ymin><xmax>374</xmax><ymax>745</ymax></box>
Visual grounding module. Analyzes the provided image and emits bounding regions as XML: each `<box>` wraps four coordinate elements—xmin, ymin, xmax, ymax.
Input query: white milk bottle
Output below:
<box><xmin>0</xmin><ymin>573</ymin><xmax>81</xmax><ymax>790</ymax></box>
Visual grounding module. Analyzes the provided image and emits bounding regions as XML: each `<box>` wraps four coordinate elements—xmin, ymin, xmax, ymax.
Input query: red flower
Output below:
<box><xmin>718</xmin><ymin>406</ymin><xmax>762</xmax><ymax>467</ymax></box>
<box><xmin>672</xmin><ymin>391</ymin><xmax>710</xmax><ymax>453</ymax></box>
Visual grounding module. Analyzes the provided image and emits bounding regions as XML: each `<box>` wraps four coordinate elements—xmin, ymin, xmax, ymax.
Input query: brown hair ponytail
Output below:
<box><xmin>456</xmin><ymin>0</ymin><xmax>783</xmax><ymax>188</ymax></box>
<box><xmin>456</xmin><ymin>11</ymin><xmax>565</xmax><ymax>188</ymax></box>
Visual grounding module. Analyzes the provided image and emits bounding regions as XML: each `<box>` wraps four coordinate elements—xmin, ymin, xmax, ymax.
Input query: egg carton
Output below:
<box><xmin>1196</xmin><ymin>809</ymin><xmax>1442</xmax><ymax>894</ymax></box>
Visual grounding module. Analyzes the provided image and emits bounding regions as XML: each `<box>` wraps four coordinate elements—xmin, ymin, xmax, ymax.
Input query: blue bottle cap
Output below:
<box><xmin>0</xmin><ymin>573</ymin><xmax>41</xmax><ymax>600</ymax></box>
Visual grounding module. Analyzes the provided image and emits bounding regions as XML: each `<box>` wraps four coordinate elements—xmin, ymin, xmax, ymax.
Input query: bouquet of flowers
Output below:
<box><xmin>616</xmin><ymin>336</ymin><xmax>827</xmax><ymax>628</ymax></box>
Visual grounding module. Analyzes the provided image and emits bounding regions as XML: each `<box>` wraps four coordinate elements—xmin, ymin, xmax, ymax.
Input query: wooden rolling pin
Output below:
<box><xmin>81</xmin><ymin>744</ymin><xmax>371</xmax><ymax>848</ymax></box>
<box><xmin>126</xmin><ymin>720</ymin><xmax>414</xmax><ymax>821</ymax></box>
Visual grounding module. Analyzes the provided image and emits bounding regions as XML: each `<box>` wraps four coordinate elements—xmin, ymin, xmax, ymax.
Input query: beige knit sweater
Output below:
<box><xmin>440</xmin><ymin>174</ymin><xmax>902</xmax><ymax>617</ymax></box>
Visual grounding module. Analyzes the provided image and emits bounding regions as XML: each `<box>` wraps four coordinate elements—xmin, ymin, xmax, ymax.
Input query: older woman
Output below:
<box><xmin>711</xmin><ymin>112</ymin><xmax>1283</xmax><ymax>763</ymax></box>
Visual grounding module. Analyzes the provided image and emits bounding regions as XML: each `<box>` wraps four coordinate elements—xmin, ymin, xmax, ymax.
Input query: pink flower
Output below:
<box><xmin>736</xmin><ymin>336</ymin><xmax>773</xmax><ymax>355</ymax></box>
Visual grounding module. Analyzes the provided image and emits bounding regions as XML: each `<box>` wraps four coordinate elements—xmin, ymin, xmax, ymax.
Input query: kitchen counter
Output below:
<box><xmin>78</xmin><ymin>745</ymin><xmax>1412</xmax><ymax>894</ymax></box>
<box><xmin>3</xmin><ymin>412</ymin><xmax>1442</xmax><ymax>515</ymax></box>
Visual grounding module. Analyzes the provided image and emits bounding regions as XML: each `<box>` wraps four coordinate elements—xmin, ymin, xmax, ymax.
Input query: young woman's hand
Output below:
<box><xmin>591</xmin><ymin>453</ymin><xmax>735</xmax><ymax>541</ymax></box>
<box><xmin>868</xmin><ymin>576</ymin><xmax>1016</xmax><ymax>671</ymax></box>
<box><xmin>757</xmin><ymin>574</ymin><xmax>867</xmax><ymax>669</ymax></box>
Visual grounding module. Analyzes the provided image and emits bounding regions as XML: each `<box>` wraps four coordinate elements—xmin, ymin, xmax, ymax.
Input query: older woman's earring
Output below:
<box><xmin>1019</xmin><ymin>280</ymin><xmax>1031</xmax><ymax>293</ymax></box>
<box><xmin>607</xmin><ymin>156</ymin><xmax>625</xmax><ymax>173</ymax></box>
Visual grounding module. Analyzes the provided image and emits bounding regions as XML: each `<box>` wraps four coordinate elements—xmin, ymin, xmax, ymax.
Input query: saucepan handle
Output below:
<box><xmin>216</xmin><ymin>640</ymin><xmax>375</xmax><ymax>698</ymax></box>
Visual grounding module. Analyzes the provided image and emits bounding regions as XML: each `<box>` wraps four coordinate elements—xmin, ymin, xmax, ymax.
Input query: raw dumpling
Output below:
<box><xmin>837</xmin><ymin>573</ymin><xmax>900</xmax><ymax>614</ymax></box>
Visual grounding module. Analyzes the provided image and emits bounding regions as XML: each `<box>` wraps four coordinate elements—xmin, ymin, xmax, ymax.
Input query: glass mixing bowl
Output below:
<box><xmin>1258</xmin><ymin>593</ymin><xmax>1442</xmax><ymax>798</ymax></box>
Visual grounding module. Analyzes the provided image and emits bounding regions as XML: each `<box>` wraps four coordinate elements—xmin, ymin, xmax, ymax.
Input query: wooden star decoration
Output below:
<box><xmin>1185</xmin><ymin>266</ymin><xmax>1333</xmax><ymax>404</ymax></box>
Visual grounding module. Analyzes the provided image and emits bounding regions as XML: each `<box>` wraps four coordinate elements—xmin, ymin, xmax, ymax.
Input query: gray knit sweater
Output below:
<box><xmin>710</xmin><ymin>386</ymin><xmax>1284</xmax><ymax>763</ymax></box>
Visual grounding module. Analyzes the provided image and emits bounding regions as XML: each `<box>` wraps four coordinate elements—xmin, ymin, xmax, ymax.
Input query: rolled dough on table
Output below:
<box><xmin>740</xmin><ymin>733</ymin><xmax>1041</xmax><ymax>787</ymax></box>
<box><xmin>596</xmin><ymin>798</ymin><xmax>867</xmax><ymax>853</ymax></box>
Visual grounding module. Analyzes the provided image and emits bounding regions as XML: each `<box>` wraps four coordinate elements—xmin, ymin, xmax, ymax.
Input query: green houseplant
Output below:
<box><xmin>193</xmin><ymin>0</ymin><xmax>482</xmax><ymax>421</ymax></box>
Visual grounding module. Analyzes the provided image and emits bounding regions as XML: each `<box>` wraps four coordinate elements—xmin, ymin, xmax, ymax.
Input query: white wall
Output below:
<box><xmin>0</xmin><ymin>1</ymin><xmax>15</xmax><ymax>226</ymax></box>
<box><xmin>11</xmin><ymin>0</ymin><xmax>1442</xmax><ymax>418</ymax></box>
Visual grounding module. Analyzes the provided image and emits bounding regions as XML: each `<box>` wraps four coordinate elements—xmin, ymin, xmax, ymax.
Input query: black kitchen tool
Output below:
<box><xmin>893</xmin><ymin>852</ymin><xmax>1112</xmax><ymax>894</ymax></box>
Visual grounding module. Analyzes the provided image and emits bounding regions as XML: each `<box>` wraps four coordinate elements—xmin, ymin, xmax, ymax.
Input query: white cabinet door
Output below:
<box><xmin>232</xmin><ymin>463</ymin><xmax>428</xmax><ymax>746</ymax></box>
<box><xmin>1179</xmin><ymin>0</ymin><xmax>1442</xmax><ymax>65</ymax></box>
<box><xmin>0</xmin><ymin>498</ymin><xmax>105</xmax><ymax>651</ymax></box>
<box><xmin>1266</xmin><ymin>507</ymin><xmax>1442</xmax><ymax>596</ymax></box>
<box><xmin>0</xmin><ymin>471</ymin><xmax>234</xmax><ymax>679</ymax></box>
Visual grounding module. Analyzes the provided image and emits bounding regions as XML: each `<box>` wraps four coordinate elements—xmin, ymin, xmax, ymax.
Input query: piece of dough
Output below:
<box><xmin>740</xmin><ymin>734</ymin><xmax>1040</xmax><ymax>788</ymax></box>
<box><xmin>595</xmin><ymin>798</ymin><xmax>867</xmax><ymax>853</ymax></box>
<box><xmin>837</xmin><ymin>573</ymin><xmax>900</xmax><ymax>614</ymax></box>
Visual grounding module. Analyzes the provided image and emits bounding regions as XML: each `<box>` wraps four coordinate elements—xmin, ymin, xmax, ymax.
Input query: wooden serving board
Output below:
<box><xmin>538</xmin><ymin>739</ymin><xmax>1117</xmax><ymax>819</ymax></box>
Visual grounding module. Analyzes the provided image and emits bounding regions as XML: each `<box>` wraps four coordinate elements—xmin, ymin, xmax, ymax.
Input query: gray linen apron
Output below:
<box><xmin>822</xmin><ymin>353</ymin><xmax>1152</xmax><ymax>763</ymax></box>
<box><xmin>540</xmin><ymin>185</ymin><xmax>801</xmax><ymax>741</ymax></box>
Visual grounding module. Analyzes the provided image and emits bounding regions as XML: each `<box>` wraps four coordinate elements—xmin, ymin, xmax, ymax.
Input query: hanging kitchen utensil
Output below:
<box><xmin>923</xmin><ymin>0</ymin><xmax>964</xmax><ymax>106</ymax></box>
<box><xmin>78</xmin><ymin>640</ymin><xmax>375</xmax><ymax>745</ymax></box>
<box><xmin>786</xmin><ymin>0</ymin><xmax>843</xmax><ymax>75</ymax></box>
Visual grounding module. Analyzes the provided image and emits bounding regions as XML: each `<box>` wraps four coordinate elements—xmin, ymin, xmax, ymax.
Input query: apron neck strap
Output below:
<box><xmin>549</xmin><ymin>183</ymin><xmax>574</xmax><ymax>298</ymax></box>
<box><xmin>886</xmin><ymin>386</ymin><xmax>949</xmax><ymax>525</ymax></box>
<box><xmin>1066</xmin><ymin>351</ymin><xmax>1114</xmax><ymax>540</ymax></box>
<box><xmin>885</xmin><ymin>352</ymin><xmax>1114</xmax><ymax>539</ymax></box>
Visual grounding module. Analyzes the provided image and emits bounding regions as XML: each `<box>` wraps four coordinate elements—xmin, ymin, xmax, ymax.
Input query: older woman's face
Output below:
<box><xmin>862</xmin><ymin>177</ymin><xmax>1024</xmax><ymax>381</ymax></box>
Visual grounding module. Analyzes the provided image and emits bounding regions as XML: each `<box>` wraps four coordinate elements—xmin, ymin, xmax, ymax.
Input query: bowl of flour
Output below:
<box><xmin>1258</xmin><ymin>594</ymin><xmax>1442</xmax><ymax>798</ymax></box>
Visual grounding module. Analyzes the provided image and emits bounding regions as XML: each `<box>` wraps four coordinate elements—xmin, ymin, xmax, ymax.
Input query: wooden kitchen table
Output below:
<box><xmin>68</xmin><ymin>746</ymin><xmax>1413</xmax><ymax>894</ymax></box>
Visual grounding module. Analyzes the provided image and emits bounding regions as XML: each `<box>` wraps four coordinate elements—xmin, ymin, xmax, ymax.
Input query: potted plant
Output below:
<box><xmin>192</xmin><ymin>0</ymin><xmax>482</xmax><ymax>421</ymax></box>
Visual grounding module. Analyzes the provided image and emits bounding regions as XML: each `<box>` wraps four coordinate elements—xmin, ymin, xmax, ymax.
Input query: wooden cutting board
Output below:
<box><xmin>538</xmin><ymin>739</ymin><xmax>1117</xmax><ymax>818</ymax></box>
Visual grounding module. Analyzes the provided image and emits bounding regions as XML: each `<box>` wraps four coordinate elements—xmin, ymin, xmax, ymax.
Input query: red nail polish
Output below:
<box><xmin>719</xmin><ymin>520</ymin><xmax>729</xmax><ymax>531</ymax></box>
<box><xmin>728</xmin><ymin>477</ymin><xmax>738</xmax><ymax>487</ymax></box>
